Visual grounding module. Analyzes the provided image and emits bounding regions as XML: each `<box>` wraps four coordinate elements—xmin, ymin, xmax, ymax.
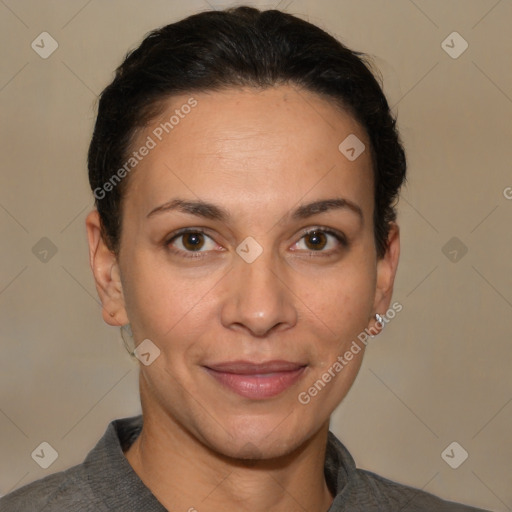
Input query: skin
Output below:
<box><xmin>86</xmin><ymin>84</ymin><xmax>400</xmax><ymax>512</ymax></box>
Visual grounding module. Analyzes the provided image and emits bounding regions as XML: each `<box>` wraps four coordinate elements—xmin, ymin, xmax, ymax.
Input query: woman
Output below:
<box><xmin>0</xmin><ymin>6</ymin><xmax>491</xmax><ymax>511</ymax></box>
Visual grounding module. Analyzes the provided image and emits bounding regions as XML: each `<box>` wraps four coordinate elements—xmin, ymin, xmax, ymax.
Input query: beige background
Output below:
<box><xmin>1</xmin><ymin>0</ymin><xmax>511</xmax><ymax>510</ymax></box>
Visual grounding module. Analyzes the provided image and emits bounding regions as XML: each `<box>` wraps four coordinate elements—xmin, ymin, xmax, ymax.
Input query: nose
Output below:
<box><xmin>220</xmin><ymin>248</ymin><xmax>298</xmax><ymax>337</ymax></box>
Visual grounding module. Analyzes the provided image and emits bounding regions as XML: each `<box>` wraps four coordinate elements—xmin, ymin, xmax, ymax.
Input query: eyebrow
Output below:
<box><xmin>146</xmin><ymin>197</ymin><xmax>363</xmax><ymax>224</ymax></box>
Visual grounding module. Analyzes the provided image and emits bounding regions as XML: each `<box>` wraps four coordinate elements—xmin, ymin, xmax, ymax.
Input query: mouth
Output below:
<box><xmin>203</xmin><ymin>360</ymin><xmax>307</xmax><ymax>400</ymax></box>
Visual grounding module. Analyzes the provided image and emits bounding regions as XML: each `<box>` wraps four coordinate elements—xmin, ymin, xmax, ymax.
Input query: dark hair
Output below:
<box><xmin>88</xmin><ymin>5</ymin><xmax>406</xmax><ymax>259</ymax></box>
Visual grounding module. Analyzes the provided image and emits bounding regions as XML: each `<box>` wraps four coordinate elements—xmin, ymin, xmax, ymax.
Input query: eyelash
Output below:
<box><xmin>164</xmin><ymin>227</ymin><xmax>348</xmax><ymax>260</ymax></box>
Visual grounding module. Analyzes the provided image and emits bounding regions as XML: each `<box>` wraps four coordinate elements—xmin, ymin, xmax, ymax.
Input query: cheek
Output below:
<box><xmin>121</xmin><ymin>251</ymin><xmax>186</xmax><ymax>335</ymax></box>
<box><xmin>297</xmin><ymin>259</ymin><xmax>376</xmax><ymax>335</ymax></box>
<box><xmin>121</xmin><ymin>249</ymin><xmax>225</xmax><ymax>354</ymax></box>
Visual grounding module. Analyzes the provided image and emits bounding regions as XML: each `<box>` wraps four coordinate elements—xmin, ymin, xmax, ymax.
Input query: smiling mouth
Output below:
<box><xmin>203</xmin><ymin>360</ymin><xmax>307</xmax><ymax>399</ymax></box>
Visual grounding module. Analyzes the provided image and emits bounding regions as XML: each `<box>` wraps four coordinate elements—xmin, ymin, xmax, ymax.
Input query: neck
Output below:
<box><xmin>124</xmin><ymin>380</ymin><xmax>334</xmax><ymax>512</ymax></box>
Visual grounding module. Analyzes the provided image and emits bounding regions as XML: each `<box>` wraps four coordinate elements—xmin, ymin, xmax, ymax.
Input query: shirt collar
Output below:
<box><xmin>83</xmin><ymin>415</ymin><xmax>166</xmax><ymax>511</ymax></box>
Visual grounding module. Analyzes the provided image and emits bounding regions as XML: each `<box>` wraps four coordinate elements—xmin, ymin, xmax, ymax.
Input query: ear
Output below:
<box><xmin>369</xmin><ymin>222</ymin><xmax>400</xmax><ymax>330</ymax></box>
<box><xmin>85</xmin><ymin>210</ymin><xmax>129</xmax><ymax>326</ymax></box>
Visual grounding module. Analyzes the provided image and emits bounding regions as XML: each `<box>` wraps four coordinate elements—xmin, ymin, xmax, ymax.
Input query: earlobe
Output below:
<box><xmin>85</xmin><ymin>210</ymin><xmax>129</xmax><ymax>326</ymax></box>
<box><xmin>372</xmin><ymin>222</ymin><xmax>400</xmax><ymax>324</ymax></box>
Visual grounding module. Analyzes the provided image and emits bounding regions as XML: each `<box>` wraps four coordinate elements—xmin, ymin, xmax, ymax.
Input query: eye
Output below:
<box><xmin>291</xmin><ymin>228</ymin><xmax>347</xmax><ymax>254</ymax></box>
<box><xmin>166</xmin><ymin>229</ymin><xmax>218</xmax><ymax>258</ymax></box>
<box><xmin>165</xmin><ymin>227</ymin><xmax>347</xmax><ymax>260</ymax></box>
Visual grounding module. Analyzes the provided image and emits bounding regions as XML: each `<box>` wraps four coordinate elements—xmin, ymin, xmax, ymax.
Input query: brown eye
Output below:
<box><xmin>291</xmin><ymin>228</ymin><xmax>347</xmax><ymax>255</ymax></box>
<box><xmin>166</xmin><ymin>229</ymin><xmax>217</xmax><ymax>257</ymax></box>
<box><xmin>304</xmin><ymin>230</ymin><xmax>327</xmax><ymax>251</ymax></box>
<box><xmin>181</xmin><ymin>232</ymin><xmax>205</xmax><ymax>251</ymax></box>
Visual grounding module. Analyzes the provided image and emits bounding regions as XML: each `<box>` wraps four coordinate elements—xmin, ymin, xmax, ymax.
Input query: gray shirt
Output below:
<box><xmin>0</xmin><ymin>415</ymin><xmax>490</xmax><ymax>511</ymax></box>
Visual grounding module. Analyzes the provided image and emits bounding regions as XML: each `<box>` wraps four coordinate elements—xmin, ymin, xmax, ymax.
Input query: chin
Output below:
<box><xmin>198</xmin><ymin>413</ymin><xmax>318</xmax><ymax>462</ymax></box>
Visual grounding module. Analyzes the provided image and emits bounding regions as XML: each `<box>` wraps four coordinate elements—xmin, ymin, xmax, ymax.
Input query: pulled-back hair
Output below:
<box><xmin>88</xmin><ymin>5</ymin><xmax>406</xmax><ymax>259</ymax></box>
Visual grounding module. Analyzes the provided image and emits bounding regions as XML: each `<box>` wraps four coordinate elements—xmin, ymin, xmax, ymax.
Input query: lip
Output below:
<box><xmin>204</xmin><ymin>360</ymin><xmax>307</xmax><ymax>399</ymax></box>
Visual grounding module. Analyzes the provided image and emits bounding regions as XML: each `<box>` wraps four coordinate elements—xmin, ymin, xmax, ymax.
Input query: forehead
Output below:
<box><xmin>125</xmin><ymin>85</ymin><xmax>373</xmax><ymax>221</ymax></box>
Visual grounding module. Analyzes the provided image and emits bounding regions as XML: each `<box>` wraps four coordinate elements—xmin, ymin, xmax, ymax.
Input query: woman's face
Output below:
<box><xmin>90</xmin><ymin>84</ymin><xmax>399</xmax><ymax>459</ymax></box>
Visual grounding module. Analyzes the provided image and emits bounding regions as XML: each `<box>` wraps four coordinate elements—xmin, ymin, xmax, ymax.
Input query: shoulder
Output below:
<box><xmin>325</xmin><ymin>431</ymin><xmax>490</xmax><ymax>511</ymax></box>
<box><xmin>354</xmin><ymin>468</ymin><xmax>490</xmax><ymax>511</ymax></box>
<box><xmin>0</xmin><ymin>415</ymin><xmax>144</xmax><ymax>512</ymax></box>
<box><xmin>0</xmin><ymin>463</ymin><xmax>103</xmax><ymax>512</ymax></box>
